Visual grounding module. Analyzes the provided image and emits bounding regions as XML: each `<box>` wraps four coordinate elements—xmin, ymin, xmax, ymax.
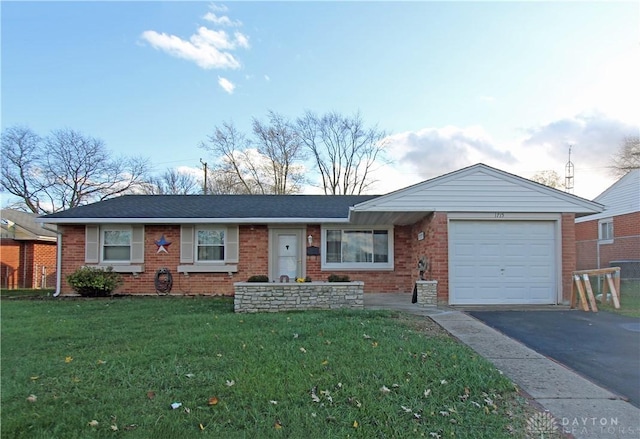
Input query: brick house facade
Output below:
<box><xmin>1</xmin><ymin>209</ymin><xmax>58</xmax><ymax>289</ymax></box>
<box><xmin>575</xmin><ymin>170</ymin><xmax>640</xmax><ymax>278</ymax></box>
<box><xmin>41</xmin><ymin>164</ymin><xmax>601</xmax><ymax>305</ymax></box>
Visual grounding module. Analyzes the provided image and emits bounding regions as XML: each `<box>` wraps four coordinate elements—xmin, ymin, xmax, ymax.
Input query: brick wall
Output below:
<box><xmin>33</xmin><ymin>242</ymin><xmax>57</xmax><ymax>288</ymax></box>
<box><xmin>1</xmin><ymin>239</ymin><xmax>21</xmax><ymax>289</ymax></box>
<box><xmin>411</xmin><ymin>213</ymin><xmax>449</xmax><ymax>303</ymax></box>
<box><xmin>304</xmin><ymin>224</ymin><xmax>415</xmax><ymax>294</ymax></box>
<box><xmin>575</xmin><ymin>212</ymin><xmax>640</xmax><ymax>273</ymax></box>
<box><xmin>561</xmin><ymin>214</ymin><xmax>576</xmax><ymax>302</ymax></box>
<box><xmin>57</xmin><ymin>213</ymin><xmax>582</xmax><ymax>301</ymax></box>
<box><xmin>0</xmin><ymin>239</ymin><xmax>56</xmax><ymax>289</ymax></box>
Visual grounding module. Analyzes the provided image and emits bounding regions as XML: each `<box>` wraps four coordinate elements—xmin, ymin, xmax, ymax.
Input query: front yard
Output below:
<box><xmin>2</xmin><ymin>297</ymin><xmax>557</xmax><ymax>438</ymax></box>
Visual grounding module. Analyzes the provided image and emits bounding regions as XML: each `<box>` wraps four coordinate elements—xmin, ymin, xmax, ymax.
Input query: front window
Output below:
<box><xmin>103</xmin><ymin>229</ymin><xmax>131</xmax><ymax>262</ymax></box>
<box><xmin>599</xmin><ymin>219</ymin><xmax>613</xmax><ymax>242</ymax></box>
<box><xmin>324</xmin><ymin>227</ymin><xmax>392</xmax><ymax>269</ymax></box>
<box><xmin>197</xmin><ymin>228</ymin><xmax>225</xmax><ymax>262</ymax></box>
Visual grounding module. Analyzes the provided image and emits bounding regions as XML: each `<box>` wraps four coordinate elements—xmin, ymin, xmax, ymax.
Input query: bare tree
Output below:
<box><xmin>530</xmin><ymin>170</ymin><xmax>562</xmax><ymax>189</ymax></box>
<box><xmin>610</xmin><ymin>135</ymin><xmax>640</xmax><ymax>177</ymax></box>
<box><xmin>200</xmin><ymin>115</ymin><xmax>305</xmax><ymax>194</ymax></box>
<box><xmin>1</xmin><ymin>126</ymin><xmax>48</xmax><ymax>213</ymax></box>
<box><xmin>200</xmin><ymin>121</ymin><xmax>262</xmax><ymax>194</ymax></box>
<box><xmin>142</xmin><ymin>168</ymin><xmax>199</xmax><ymax>195</ymax></box>
<box><xmin>252</xmin><ymin>111</ymin><xmax>306</xmax><ymax>194</ymax></box>
<box><xmin>1</xmin><ymin>126</ymin><xmax>150</xmax><ymax>213</ymax></box>
<box><xmin>297</xmin><ymin>110</ymin><xmax>388</xmax><ymax>195</ymax></box>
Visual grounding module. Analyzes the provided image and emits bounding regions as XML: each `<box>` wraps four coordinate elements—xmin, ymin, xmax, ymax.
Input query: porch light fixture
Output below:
<box><xmin>307</xmin><ymin>235</ymin><xmax>313</xmax><ymax>245</ymax></box>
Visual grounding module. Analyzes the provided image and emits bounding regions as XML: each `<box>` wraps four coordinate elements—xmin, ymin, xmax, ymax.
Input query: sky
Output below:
<box><xmin>2</xmin><ymin>1</ymin><xmax>639</xmax><ymax>202</ymax></box>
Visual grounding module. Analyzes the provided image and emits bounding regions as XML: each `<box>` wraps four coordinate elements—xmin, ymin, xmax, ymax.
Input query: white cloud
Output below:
<box><xmin>522</xmin><ymin>111</ymin><xmax>638</xmax><ymax>167</ymax></box>
<box><xmin>386</xmin><ymin>125</ymin><xmax>517</xmax><ymax>180</ymax></box>
<box><xmin>369</xmin><ymin>111</ymin><xmax>636</xmax><ymax>199</ymax></box>
<box><xmin>141</xmin><ymin>29</ymin><xmax>241</xmax><ymax>69</ymax></box>
<box><xmin>207</xmin><ymin>3</ymin><xmax>228</xmax><ymax>13</ymax></box>
<box><xmin>233</xmin><ymin>31</ymin><xmax>250</xmax><ymax>49</ymax></box>
<box><xmin>264</xmin><ymin>74</ymin><xmax>270</xmax><ymax>82</ymax></box>
<box><xmin>218</xmin><ymin>76</ymin><xmax>235</xmax><ymax>94</ymax></box>
<box><xmin>203</xmin><ymin>12</ymin><xmax>241</xmax><ymax>27</ymax></box>
<box><xmin>141</xmin><ymin>5</ymin><xmax>248</xmax><ymax>70</ymax></box>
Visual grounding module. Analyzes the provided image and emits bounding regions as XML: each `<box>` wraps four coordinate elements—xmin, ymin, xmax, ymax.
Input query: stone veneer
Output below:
<box><xmin>415</xmin><ymin>280</ymin><xmax>438</xmax><ymax>307</ymax></box>
<box><xmin>234</xmin><ymin>282</ymin><xmax>364</xmax><ymax>313</ymax></box>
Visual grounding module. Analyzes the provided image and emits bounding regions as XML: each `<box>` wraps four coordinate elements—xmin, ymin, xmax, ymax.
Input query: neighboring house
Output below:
<box><xmin>39</xmin><ymin>163</ymin><xmax>602</xmax><ymax>305</ymax></box>
<box><xmin>575</xmin><ymin>169</ymin><xmax>640</xmax><ymax>278</ymax></box>
<box><xmin>1</xmin><ymin>209</ymin><xmax>58</xmax><ymax>289</ymax></box>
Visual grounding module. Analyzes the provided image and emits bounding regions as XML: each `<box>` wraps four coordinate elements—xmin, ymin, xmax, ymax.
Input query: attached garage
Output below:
<box><xmin>349</xmin><ymin>164</ymin><xmax>603</xmax><ymax>305</ymax></box>
<box><xmin>449</xmin><ymin>219</ymin><xmax>558</xmax><ymax>305</ymax></box>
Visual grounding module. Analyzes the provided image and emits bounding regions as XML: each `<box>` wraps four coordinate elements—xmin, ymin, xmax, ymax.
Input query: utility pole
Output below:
<box><xmin>200</xmin><ymin>158</ymin><xmax>208</xmax><ymax>195</ymax></box>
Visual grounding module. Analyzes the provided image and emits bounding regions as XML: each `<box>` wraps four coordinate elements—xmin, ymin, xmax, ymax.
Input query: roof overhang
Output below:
<box><xmin>36</xmin><ymin>217</ymin><xmax>352</xmax><ymax>225</ymax></box>
<box><xmin>348</xmin><ymin>209</ymin><xmax>434</xmax><ymax>225</ymax></box>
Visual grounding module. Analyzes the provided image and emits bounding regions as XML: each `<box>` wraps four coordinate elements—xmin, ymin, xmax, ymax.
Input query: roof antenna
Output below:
<box><xmin>564</xmin><ymin>144</ymin><xmax>574</xmax><ymax>194</ymax></box>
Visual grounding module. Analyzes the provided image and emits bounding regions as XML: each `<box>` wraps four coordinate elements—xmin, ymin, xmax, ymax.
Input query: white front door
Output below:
<box><xmin>277</xmin><ymin>233</ymin><xmax>299</xmax><ymax>280</ymax></box>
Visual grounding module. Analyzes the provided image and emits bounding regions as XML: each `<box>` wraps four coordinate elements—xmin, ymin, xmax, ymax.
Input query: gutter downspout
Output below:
<box><xmin>42</xmin><ymin>225</ymin><xmax>62</xmax><ymax>297</ymax></box>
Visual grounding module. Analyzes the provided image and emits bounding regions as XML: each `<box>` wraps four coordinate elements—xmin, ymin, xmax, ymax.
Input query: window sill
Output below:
<box><xmin>177</xmin><ymin>264</ymin><xmax>238</xmax><ymax>275</ymax></box>
<box><xmin>93</xmin><ymin>264</ymin><xmax>144</xmax><ymax>276</ymax></box>
<box><xmin>321</xmin><ymin>264</ymin><xmax>394</xmax><ymax>271</ymax></box>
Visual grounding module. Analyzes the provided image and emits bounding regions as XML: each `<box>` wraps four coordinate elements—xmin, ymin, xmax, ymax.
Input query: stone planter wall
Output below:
<box><xmin>415</xmin><ymin>280</ymin><xmax>438</xmax><ymax>307</ymax></box>
<box><xmin>234</xmin><ymin>282</ymin><xmax>364</xmax><ymax>313</ymax></box>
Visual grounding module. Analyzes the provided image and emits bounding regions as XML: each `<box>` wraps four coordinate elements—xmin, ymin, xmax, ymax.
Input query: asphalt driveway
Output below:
<box><xmin>467</xmin><ymin>310</ymin><xmax>640</xmax><ymax>408</ymax></box>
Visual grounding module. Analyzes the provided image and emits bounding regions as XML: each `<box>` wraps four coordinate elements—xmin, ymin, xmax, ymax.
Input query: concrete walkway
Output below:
<box><xmin>365</xmin><ymin>293</ymin><xmax>640</xmax><ymax>439</ymax></box>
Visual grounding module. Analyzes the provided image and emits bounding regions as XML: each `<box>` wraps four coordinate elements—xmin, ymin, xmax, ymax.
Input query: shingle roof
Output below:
<box><xmin>39</xmin><ymin>194</ymin><xmax>379</xmax><ymax>223</ymax></box>
<box><xmin>1</xmin><ymin>209</ymin><xmax>57</xmax><ymax>239</ymax></box>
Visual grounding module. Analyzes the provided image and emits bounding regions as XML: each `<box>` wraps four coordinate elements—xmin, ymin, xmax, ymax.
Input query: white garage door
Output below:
<box><xmin>449</xmin><ymin>220</ymin><xmax>556</xmax><ymax>305</ymax></box>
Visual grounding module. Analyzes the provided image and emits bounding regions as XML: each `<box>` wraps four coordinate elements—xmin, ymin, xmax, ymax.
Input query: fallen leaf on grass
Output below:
<box><xmin>124</xmin><ymin>424</ymin><xmax>138</xmax><ymax>431</ymax></box>
<box><xmin>321</xmin><ymin>360</ymin><xmax>329</xmax><ymax>366</ymax></box>
<box><xmin>225</xmin><ymin>380</ymin><xmax>235</xmax><ymax>387</ymax></box>
<box><xmin>88</xmin><ymin>420</ymin><xmax>99</xmax><ymax>427</ymax></box>
<box><xmin>64</xmin><ymin>356</ymin><xmax>73</xmax><ymax>363</ymax></box>
<box><xmin>30</xmin><ymin>376</ymin><xmax>39</xmax><ymax>381</ymax></box>
<box><xmin>371</xmin><ymin>342</ymin><xmax>378</xmax><ymax>348</ymax></box>
<box><xmin>269</xmin><ymin>400</ymin><xmax>278</xmax><ymax>405</ymax></box>
<box><xmin>147</xmin><ymin>391</ymin><xmax>156</xmax><ymax>400</ymax></box>
<box><xmin>96</xmin><ymin>359</ymin><xmax>106</xmax><ymax>365</ymax></box>
<box><xmin>26</xmin><ymin>394</ymin><xmax>37</xmax><ymax>403</ymax></box>
<box><xmin>199</xmin><ymin>423</ymin><xmax>205</xmax><ymax>430</ymax></box>
<box><xmin>207</xmin><ymin>397</ymin><xmax>219</xmax><ymax>406</ymax></box>
<box><xmin>185</xmin><ymin>373</ymin><xmax>195</xmax><ymax>378</ymax></box>
<box><xmin>353</xmin><ymin>420</ymin><xmax>359</xmax><ymax>428</ymax></box>
<box><xmin>299</xmin><ymin>347</ymin><xmax>307</xmax><ymax>353</ymax></box>
<box><xmin>110</xmin><ymin>425</ymin><xmax>119</xmax><ymax>431</ymax></box>
<box><xmin>274</xmin><ymin>420</ymin><xmax>283</xmax><ymax>429</ymax></box>
<box><xmin>380</xmin><ymin>385</ymin><xmax>390</xmax><ymax>394</ymax></box>
<box><xmin>401</xmin><ymin>406</ymin><xmax>412</xmax><ymax>413</ymax></box>
<box><xmin>424</xmin><ymin>389</ymin><xmax>431</xmax><ymax>397</ymax></box>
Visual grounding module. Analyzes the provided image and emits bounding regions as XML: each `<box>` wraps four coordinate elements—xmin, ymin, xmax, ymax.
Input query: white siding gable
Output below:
<box><xmin>354</xmin><ymin>163</ymin><xmax>602</xmax><ymax>214</ymax></box>
<box><xmin>576</xmin><ymin>169</ymin><xmax>640</xmax><ymax>223</ymax></box>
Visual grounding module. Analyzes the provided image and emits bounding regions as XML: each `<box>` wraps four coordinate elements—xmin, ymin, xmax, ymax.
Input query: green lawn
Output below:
<box><xmin>0</xmin><ymin>288</ymin><xmax>54</xmax><ymax>298</ymax></box>
<box><xmin>2</xmin><ymin>297</ymin><xmax>557</xmax><ymax>438</ymax></box>
<box><xmin>593</xmin><ymin>279</ymin><xmax>640</xmax><ymax>318</ymax></box>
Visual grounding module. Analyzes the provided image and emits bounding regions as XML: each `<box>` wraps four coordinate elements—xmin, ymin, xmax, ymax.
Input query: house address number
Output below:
<box><xmin>494</xmin><ymin>212</ymin><xmax>505</xmax><ymax>218</ymax></box>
